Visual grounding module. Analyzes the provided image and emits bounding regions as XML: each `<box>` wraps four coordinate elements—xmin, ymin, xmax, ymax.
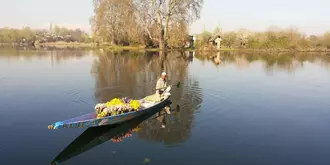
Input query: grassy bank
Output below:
<box><xmin>92</xmin><ymin>45</ymin><xmax>330</xmax><ymax>52</ymax></box>
<box><xmin>35</xmin><ymin>41</ymin><xmax>97</xmax><ymax>48</ymax></box>
<box><xmin>0</xmin><ymin>43</ymin><xmax>18</xmax><ymax>46</ymax></box>
<box><xmin>103</xmin><ymin>45</ymin><xmax>161</xmax><ymax>52</ymax></box>
<box><xmin>194</xmin><ymin>47</ymin><xmax>330</xmax><ymax>53</ymax></box>
<box><xmin>98</xmin><ymin>45</ymin><xmax>330</xmax><ymax>52</ymax></box>
<box><xmin>34</xmin><ymin>42</ymin><xmax>159</xmax><ymax>51</ymax></box>
<box><xmin>4</xmin><ymin>41</ymin><xmax>330</xmax><ymax>53</ymax></box>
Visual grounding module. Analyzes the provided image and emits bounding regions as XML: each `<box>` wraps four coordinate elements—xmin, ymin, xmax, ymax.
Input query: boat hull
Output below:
<box><xmin>49</xmin><ymin>96</ymin><xmax>171</xmax><ymax>129</ymax></box>
<box><xmin>51</xmin><ymin>105</ymin><xmax>163</xmax><ymax>165</ymax></box>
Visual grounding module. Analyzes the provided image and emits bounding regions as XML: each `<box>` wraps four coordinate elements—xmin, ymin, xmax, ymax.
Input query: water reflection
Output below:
<box><xmin>91</xmin><ymin>51</ymin><xmax>204</xmax><ymax>145</ymax></box>
<box><xmin>1</xmin><ymin>48</ymin><xmax>330</xmax><ymax>165</ymax></box>
<box><xmin>195</xmin><ymin>51</ymin><xmax>330</xmax><ymax>73</ymax></box>
<box><xmin>137</xmin><ymin>79</ymin><xmax>202</xmax><ymax>145</ymax></box>
<box><xmin>0</xmin><ymin>47</ymin><xmax>91</xmax><ymax>65</ymax></box>
<box><xmin>2</xmin><ymin>47</ymin><xmax>329</xmax><ymax>74</ymax></box>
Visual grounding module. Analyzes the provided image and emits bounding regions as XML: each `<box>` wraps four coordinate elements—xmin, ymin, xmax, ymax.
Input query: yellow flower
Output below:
<box><xmin>129</xmin><ymin>100</ymin><xmax>141</xmax><ymax>110</ymax></box>
<box><xmin>132</xmin><ymin>127</ymin><xmax>141</xmax><ymax>132</ymax></box>
<box><xmin>105</xmin><ymin>98</ymin><xmax>124</xmax><ymax>107</ymax></box>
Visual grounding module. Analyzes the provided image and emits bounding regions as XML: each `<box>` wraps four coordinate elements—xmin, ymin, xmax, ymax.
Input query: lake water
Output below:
<box><xmin>0</xmin><ymin>48</ymin><xmax>330</xmax><ymax>165</ymax></box>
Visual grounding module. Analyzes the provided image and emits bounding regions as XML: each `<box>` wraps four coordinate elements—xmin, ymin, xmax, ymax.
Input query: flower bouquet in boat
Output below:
<box><xmin>95</xmin><ymin>85</ymin><xmax>173</xmax><ymax>118</ymax></box>
<box><xmin>94</xmin><ymin>98</ymin><xmax>142</xmax><ymax>118</ymax></box>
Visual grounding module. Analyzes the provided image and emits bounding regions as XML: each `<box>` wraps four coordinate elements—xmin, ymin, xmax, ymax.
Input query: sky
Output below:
<box><xmin>0</xmin><ymin>0</ymin><xmax>329</xmax><ymax>35</ymax></box>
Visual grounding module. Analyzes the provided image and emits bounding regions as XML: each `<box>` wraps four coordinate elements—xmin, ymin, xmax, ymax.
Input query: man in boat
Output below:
<box><xmin>156</xmin><ymin>72</ymin><xmax>168</xmax><ymax>96</ymax></box>
<box><xmin>156</xmin><ymin>72</ymin><xmax>171</xmax><ymax>119</ymax></box>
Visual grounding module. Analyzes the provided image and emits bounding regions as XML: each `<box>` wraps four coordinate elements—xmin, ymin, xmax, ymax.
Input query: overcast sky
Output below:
<box><xmin>0</xmin><ymin>0</ymin><xmax>329</xmax><ymax>35</ymax></box>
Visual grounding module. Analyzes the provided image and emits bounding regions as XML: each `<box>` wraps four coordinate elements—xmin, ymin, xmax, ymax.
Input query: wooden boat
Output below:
<box><xmin>48</xmin><ymin>86</ymin><xmax>172</xmax><ymax>130</ymax></box>
<box><xmin>50</xmin><ymin>107</ymin><xmax>162</xmax><ymax>165</ymax></box>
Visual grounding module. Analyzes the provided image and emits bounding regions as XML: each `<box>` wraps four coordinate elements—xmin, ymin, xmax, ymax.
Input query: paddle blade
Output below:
<box><xmin>164</xmin><ymin>86</ymin><xmax>172</xmax><ymax>93</ymax></box>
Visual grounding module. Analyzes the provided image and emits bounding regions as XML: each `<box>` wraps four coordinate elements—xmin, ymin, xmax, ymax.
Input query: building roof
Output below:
<box><xmin>209</xmin><ymin>35</ymin><xmax>222</xmax><ymax>42</ymax></box>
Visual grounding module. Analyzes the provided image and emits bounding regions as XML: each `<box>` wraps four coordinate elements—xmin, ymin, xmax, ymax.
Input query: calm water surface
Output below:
<box><xmin>0</xmin><ymin>48</ymin><xmax>330</xmax><ymax>165</ymax></box>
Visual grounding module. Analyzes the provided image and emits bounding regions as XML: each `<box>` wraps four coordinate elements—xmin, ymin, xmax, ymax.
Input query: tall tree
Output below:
<box><xmin>213</xmin><ymin>25</ymin><xmax>222</xmax><ymax>36</ymax></box>
<box><xmin>50</xmin><ymin>23</ymin><xmax>53</xmax><ymax>33</ymax></box>
<box><xmin>135</xmin><ymin>0</ymin><xmax>203</xmax><ymax>49</ymax></box>
<box><xmin>91</xmin><ymin>0</ymin><xmax>139</xmax><ymax>45</ymax></box>
<box><xmin>90</xmin><ymin>0</ymin><xmax>203</xmax><ymax>48</ymax></box>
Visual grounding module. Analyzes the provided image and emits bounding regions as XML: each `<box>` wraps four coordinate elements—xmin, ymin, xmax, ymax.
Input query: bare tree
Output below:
<box><xmin>134</xmin><ymin>0</ymin><xmax>203</xmax><ymax>49</ymax></box>
<box><xmin>90</xmin><ymin>0</ymin><xmax>203</xmax><ymax>48</ymax></box>
<box><xmin>91</xmin><ymin>0</ymin><xmax>140</xmax><ymax>45</ymax></box>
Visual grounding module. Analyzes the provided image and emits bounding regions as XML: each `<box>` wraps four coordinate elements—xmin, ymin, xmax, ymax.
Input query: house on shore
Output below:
<box><xmin>209</xmin><ymin>35</ymin><xmax>223</xmax><ymax>49</ymax></box>
<box><xmin>185</xmin><ymin>35</ymin><xmax>196</xmax><ymax>48</ymax></box>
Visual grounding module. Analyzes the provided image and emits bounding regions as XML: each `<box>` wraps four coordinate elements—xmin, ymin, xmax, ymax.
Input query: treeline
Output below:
<box><xmin>0</xmin><ymin>27</ymin><xmax>36</xmax><ymax>43</ymax></box>
<box><xmin>42</xmin><ymin>25</ymin><xmax>92</xmax><ymax>43</ymax></box>
<box><xmin>0</xmin><ymin>25</ymin><xmax>92</xmax><ymax>44</ymax></box>
<box><xmin>197</xmin><ymin>26</ymin><xmax>330</xmax><ymax>51</ymax></box>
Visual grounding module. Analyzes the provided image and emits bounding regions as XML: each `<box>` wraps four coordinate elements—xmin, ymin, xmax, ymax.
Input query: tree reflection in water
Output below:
<box><xmin>90</xmin><ymin>50</ymin><xmax>204</xmax><ymax>145</ymax></box>
<box><xmin>195</xmin><ymin>51</ymin><xmax>330</xmax><ymax>74</ymax></box>
<box><xmin>0</xmin><ymin>47</ymin><xmax>89</xmax><ymax>64</ymax></box>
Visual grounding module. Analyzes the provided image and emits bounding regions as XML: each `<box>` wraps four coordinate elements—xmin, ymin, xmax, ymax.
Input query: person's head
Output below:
<box><xmin>161</xmin><ymin>72</ymin><xmax>167</xmax><ymax>80</ymax></box>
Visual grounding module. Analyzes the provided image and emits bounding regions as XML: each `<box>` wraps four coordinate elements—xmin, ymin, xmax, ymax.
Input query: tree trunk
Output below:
<box><xmin>162</xmin><ymin>15</ymin><xmax>170</xmax><ymax>50</ymax></box>
<box><xmin>159</xmin><ymin>39</ymin><xmax>165</xmax><ymax>50</ymax></box>
<box><xmin>159</xmin><ymin>50</ymin><xmax>166</xmax><ymax>73</ymax></box>
<box><xmin>156</xmin><ymin>3</ymin><xmax>166</xmax><ymax>50</ymax></box>
<box><xmin>159</xmin><ymin>29</ymin><xmax>165</xmax><ymax>50</ymax></box>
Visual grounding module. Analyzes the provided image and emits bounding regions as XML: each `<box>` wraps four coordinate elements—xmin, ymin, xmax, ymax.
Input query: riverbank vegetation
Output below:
<box><xmin>0</xmin><ymin>26</ymin><xmax>92</xmax><ymax>46</ymax></box>
<box><xmin>196</xmin><ymin>26</ymin><xmax>330</xmax><ymax>52</ymax></box>
<box><xmin>1</xmin><ymin>46</ymin><xmax>329</xmax><ymax>75</ymax></box>
<box><xmin>1</xmin><ymin>0</ymin><xmax>330</xmax><ymax>53</ymax></box>
<box><xmin>3</xmin><ymin>25</ymin><xmax>330</xmax><ymax>52</ymax></box>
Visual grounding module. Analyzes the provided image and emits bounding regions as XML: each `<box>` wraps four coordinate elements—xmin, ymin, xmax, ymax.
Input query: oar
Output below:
<box><xmin>153</xmin><ymin>81</ymin><xmax>181</xmax><ymax>91</ymax></box>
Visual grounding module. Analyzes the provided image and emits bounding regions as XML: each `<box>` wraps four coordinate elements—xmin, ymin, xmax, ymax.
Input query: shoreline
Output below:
<box><xmin>30</xmin><ymin>43</ymin><xmax>330</xmax><ymax>52</ymax></box>
<box><xmin>195</xmin><ymin>48</ymin><xmax>330</xmax><ymax>53</ymax></box>
<box><xmin>2</xmin><ymin>42</ymin><xmax>330</xmax><ymax>53</ymax></box>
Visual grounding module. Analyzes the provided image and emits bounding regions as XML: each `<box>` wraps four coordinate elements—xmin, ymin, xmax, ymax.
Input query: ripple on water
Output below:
<box><xmin>182</xmin><ymin>85</ymin><xmax>204</xmax><ymax>101</ymax></box>
<box><xmin>190</xmin><ymin>87</ymin><xmax>240</xmax><ymax>130</ymax></box>
<box><xmin>60</xmin><ymin>89</ymin><xmax>91</xmax><ymax>106</ymax></box>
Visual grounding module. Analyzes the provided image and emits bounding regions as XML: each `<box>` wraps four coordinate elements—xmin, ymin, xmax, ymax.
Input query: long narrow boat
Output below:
<box><xmin>51</xmin><ymin>107</ymin><xmax>161</xmax><ymax>165</ymax></box>
<box><xmin>48</xmin><ymin>87</ymin><xmax>172</xmax><ymax>130</ymax></box>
